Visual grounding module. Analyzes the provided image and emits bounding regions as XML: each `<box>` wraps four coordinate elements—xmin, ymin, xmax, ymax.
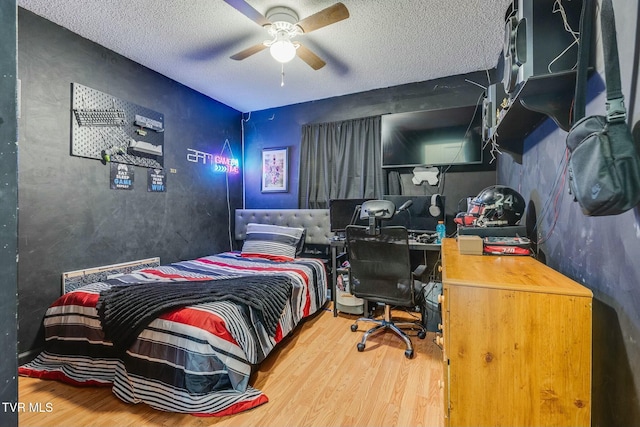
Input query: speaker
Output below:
<box><xmin>482</xmin><ymin>83</ymin><xmax>507</xmax><ymax>142</ymax></box>
<box><xmin>502</xmin><ymin>0</ymin><xmax>581</xmax><ymax>95</ymax></box>
<box><xmin>481</xmin><ymin>97</ymin><xmax>493</xmax><ymax>142</ymax></box>
<box><xmin>429</xmin><ymin>194</ymin><xmax>442</xmax><ymax>217</ymax></box>
<box><xmin>503</xmin><ymin>15</ymin><xmax>527</xmax><ymax>94</ymax></box>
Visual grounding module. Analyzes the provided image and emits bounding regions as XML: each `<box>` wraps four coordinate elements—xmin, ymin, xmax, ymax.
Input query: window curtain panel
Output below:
<box><xmin>298</xmin><ymin>116</ymin><xmax>384</xmax><ymax>208</ymax></box>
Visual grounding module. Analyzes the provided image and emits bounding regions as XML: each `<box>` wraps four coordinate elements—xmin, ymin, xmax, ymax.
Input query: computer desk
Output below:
<box><xmin>330</xmin><ymin>238</ymin><xmax>440</xmax><ymax>317</ymax></box>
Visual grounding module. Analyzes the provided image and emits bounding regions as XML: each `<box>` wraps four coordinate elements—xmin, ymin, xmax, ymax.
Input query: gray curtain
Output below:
<box><xmin>298</xmin><ymin>116</ymin><xmax>384</xmax><ymax>208</ymax></box>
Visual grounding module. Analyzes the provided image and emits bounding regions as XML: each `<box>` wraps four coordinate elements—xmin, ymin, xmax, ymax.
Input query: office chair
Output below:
<box><xmin>345</xmin><ymin>200</ymin><xmax>427</xmax><ymax>359</ymax></box>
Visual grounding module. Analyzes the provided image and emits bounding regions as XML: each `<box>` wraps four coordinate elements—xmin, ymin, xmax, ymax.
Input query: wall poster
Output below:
<box><xmin>261</xmin><ymin>147</ymin><xmax>288</xmax><ymax>193</ymax></box>
<box><xmin>110</xmin><ymin>163</ymin><xmax>134</xmax><ymax>190</ymax></box>
<box><xmin>148</xmin><ymin>168</ymin><xmax>166</xmax><ymax>192</ymax></box>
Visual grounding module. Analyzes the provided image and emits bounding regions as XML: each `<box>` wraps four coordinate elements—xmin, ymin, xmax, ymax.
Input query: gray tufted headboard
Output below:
<box><xmin>235</xmin><ymin>209</ymin><xmax>331</xmax><ymax>246</ymax></box>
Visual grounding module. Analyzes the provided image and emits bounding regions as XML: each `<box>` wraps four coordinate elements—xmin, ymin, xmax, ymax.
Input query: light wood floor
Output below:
<box><xmin>19</xmin><ymin>305</ymin><xmax>445</xmax><ymax>427</ymax></box>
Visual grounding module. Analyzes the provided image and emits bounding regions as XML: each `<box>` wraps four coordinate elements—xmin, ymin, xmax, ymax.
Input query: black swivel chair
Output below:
<box><xmin>345</xmin><ymin>200</ymin><xmax>427</xmax><ymax>359</ymax></box>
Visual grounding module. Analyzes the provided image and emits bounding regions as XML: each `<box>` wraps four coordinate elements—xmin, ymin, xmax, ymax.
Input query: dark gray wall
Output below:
<box><xmin>1</xmin><ymin>1</ymin><xmax>18</xmax><ymax>426</ymax></box>
<box><xmin>17</xmin><ymin>9</ymin><xmax>243</xmax><ymax>358</ymax></box>
<box><xmin>243</xmin><ymin>72</ymin><xmax>498</xmax><ymax>225</ymax></box>
<box><xmin>498</xmin><ymin>1</ymin><xmax>640</xmax><ymax>425</ymax></box>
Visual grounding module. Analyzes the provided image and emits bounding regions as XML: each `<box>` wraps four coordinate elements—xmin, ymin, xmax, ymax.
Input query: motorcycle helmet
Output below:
<box><xmin>455</xmin><ymin>185</ymin><xmax>525</xmax><ymax>227</ymax></box>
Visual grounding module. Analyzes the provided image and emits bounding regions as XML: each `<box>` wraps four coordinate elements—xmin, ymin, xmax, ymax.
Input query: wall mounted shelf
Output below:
<box><xmin>491</xmin><ymin>69</ymin><xmax>578</xmax><ymax>161</ymax></box>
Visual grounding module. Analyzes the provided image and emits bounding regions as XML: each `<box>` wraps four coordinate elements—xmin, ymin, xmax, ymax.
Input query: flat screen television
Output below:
<box><xmin>329</xmin><ymin>198</ymin><xmax>372</xmax><ymax>232</ymax></box>
<box><xmin>381</xmin><ymin>107</ymin><xmax>483</xmax><ymax>168</ymax></box>
<box><xmin>382</xmin><ymin>195</ymin><xmax>445</xmax><ymax>233</ymax></box>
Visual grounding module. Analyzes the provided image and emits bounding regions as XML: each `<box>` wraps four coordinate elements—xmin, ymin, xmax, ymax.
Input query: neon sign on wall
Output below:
<box><xmin>213</xmin><ymin>155</ymin><xmax>239</xmax><ymax>173</ymax></box>
<box><xmin>186</xmin><ymin>147</ymin><xmax>239</xmax><ymax>174</ymax></box>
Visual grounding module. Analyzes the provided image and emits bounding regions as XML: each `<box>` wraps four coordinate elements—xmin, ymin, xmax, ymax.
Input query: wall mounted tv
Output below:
<box><xmin>381</xmin><ymin>106</ymin><xmax>483</xmax><ymax>168</ymax></box>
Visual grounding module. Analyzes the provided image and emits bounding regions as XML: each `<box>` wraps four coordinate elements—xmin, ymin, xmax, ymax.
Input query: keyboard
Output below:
<box><xmin>74</xmin><ymin>109</ymin><xmax>126</xmax><ymax>126</ymax></box>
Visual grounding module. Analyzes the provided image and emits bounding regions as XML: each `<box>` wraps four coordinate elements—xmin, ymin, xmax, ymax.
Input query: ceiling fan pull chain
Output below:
<box><xmin>281</xmin><ymin>63</ymin><xmax>285</xmax><ymax>87</ymax></box>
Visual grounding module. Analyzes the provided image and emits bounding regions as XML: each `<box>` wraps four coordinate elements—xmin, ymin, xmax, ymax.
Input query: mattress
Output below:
<box><xmin>19</xmin><ymin>252</ymin><xmax>328</xmax><ymax>416</ymax></box>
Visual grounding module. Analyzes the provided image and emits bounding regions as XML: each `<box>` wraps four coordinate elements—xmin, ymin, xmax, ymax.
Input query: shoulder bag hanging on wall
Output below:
<box><xmin>566</xmin><ymin>0</ymin><xmax>640</xmax><ymax>216</ymax></box>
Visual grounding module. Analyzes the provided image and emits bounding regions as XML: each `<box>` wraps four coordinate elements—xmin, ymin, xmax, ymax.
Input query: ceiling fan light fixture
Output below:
<box><xmin>270</xmin><ymin>37</ymin><xmax>296</xmax><ymax>63</ymax></box>
<box><xmin>227</xmin><ymin>1</ymin><xmax>349</xmax><ymax>71</ymax></box>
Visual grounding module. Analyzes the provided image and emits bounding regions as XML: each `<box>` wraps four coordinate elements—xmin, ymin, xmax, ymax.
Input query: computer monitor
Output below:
<box><xmin>329</xmin><ymin>198</ymin><xmax>371</xmax><ymax>232</ymax></box>
<box><xmin>382</xmin><ymin>195</ymin><xmax>445</xmax><ymax>233</ymax></box>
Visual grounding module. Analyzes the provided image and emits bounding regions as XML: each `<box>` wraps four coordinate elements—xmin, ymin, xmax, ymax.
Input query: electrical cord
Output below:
<box><xmin>533</xmin><ymin>148</ymin><xmax>570</xmax><ymax>247</ymax></box>
<box><xmin>226</xmin><ymin>171</ymin><xmax>233</xmax><ymax>251</ymax></box>
<box><xmin>220</xmin><ymin>139</ymin><xmax>236</xmax><ymax>252</ymax></box>
<box><xmin>438</xmin><ymin>90</ymin><xmax>485</xmax><ymax>195</ymax></box>
<box><xmin>241</xmin><ymin>111</ymin><xmax>251</xmax><ymax>209</ymax></box>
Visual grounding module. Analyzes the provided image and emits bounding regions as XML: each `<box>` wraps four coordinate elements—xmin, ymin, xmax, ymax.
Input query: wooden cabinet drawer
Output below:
<box><xmin>440</xmin><ymin>238</ymin><xmax>592</xmax><ymax>427</ymax></box>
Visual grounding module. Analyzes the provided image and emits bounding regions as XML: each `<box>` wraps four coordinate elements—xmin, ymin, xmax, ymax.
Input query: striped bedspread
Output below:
<box><xmin>19</xmin><ymin>252</ymin><xmax>328</xmax><ymax>416</ymax></box>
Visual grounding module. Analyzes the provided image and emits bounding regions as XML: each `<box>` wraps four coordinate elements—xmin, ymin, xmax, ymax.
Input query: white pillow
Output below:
<box><xmin>241</xmin><ymin>223</ymin><xmax>305</xmax><ymax>261</ymax></box>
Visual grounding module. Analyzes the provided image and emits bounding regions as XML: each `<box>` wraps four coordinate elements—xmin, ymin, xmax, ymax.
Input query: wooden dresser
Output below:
<box><xmin>439</xmin><ymin>238</ymin><xmax>592</xmax><ymax>426</ymax></box>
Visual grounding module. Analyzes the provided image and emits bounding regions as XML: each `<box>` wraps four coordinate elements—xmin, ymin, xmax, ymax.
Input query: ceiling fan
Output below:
<box><xmin>224</xmin><ymin>0</ymin><xmax>350</xmax><ymax>70</ymax></box>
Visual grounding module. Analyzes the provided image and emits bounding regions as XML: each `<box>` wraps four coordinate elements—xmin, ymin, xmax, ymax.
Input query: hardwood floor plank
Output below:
<box><xmin>19</xmin><ymin>306</ymin><xmax>444</xmax><ymax>427</ymax></box>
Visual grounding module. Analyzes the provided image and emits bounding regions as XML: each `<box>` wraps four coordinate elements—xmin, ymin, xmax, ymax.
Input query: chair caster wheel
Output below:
<box><xmin>405</xmin><ymin>349</ymin><xmax>414</xmax><ymax>359</ymax></box>
<box><xmin>357</xmin><ymin>343</ymin><xmax>365</xmax><ymax>352</ymax></box>
<box><xmin>418</xmin><ymin>330</ymin><xmax>426</xmax><ymax>339</ymax></box>
<box><xmin>351</xmin><ymin>324</ymin><xmax>358</xmax><ymax>332</ymax></box>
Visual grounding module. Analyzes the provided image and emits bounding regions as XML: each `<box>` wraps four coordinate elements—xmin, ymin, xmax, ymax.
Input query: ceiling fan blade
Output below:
<box><xmin>297</xmin><ymin>44</ymin><xmax>326</xmax><ymax>70</ymax></box>
<box><xmin>223</xmin><ymin>0</ymin><xmax>270</xmax><ymax>27</ymax></box>
<box><xmin>230</xmin><ymin>43</ymin><xmax>267</xmax><ymax>60</ymax></box>
<box><xmin>296</xmin><ymin>2</ymin><xmax>349</xmax><ymax>33</ymax></box>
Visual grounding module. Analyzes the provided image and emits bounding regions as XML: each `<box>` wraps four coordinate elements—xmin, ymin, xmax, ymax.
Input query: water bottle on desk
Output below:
<box><xmin>436</xmin><ymin>221</ymin><xmax>446</xmax><ymax>244</ymax></box>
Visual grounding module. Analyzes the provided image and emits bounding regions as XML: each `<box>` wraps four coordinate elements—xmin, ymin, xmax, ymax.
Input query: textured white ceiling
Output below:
<box><xmin>18</xmin><ymin>0</ymin><xmax>511</xmax><ymax>112</ymax></box>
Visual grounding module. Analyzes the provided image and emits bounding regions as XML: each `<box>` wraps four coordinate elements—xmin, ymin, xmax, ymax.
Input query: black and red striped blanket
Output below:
<box><xmin>97</xmin><ymin>275</ymin><xmax>292</xmax><ymax>356</ymax></box>
<box><xmin>19</xmin><ymin>252</ymin><xmax>327</xmax><ymax>416</ymax></box>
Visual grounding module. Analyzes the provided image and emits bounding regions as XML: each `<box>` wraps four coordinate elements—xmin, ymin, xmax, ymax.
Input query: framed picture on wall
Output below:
<box><xmin>261</xmin><ymin>147</ymin><xmax>289</xmax><ymax>193</ymax></box>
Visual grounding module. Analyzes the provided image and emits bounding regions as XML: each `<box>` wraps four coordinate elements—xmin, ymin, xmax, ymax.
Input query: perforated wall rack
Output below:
<box><xmin>71</xmin><ymin>83</ymin><xmax>164</xmax><ymax>169</ymax></box>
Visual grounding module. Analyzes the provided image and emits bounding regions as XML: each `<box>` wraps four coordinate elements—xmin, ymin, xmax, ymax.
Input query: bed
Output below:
<box><xmin>19</xmin><ymin>209</ymin><xmax>331</xmax><ymax>416</ymax></box>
